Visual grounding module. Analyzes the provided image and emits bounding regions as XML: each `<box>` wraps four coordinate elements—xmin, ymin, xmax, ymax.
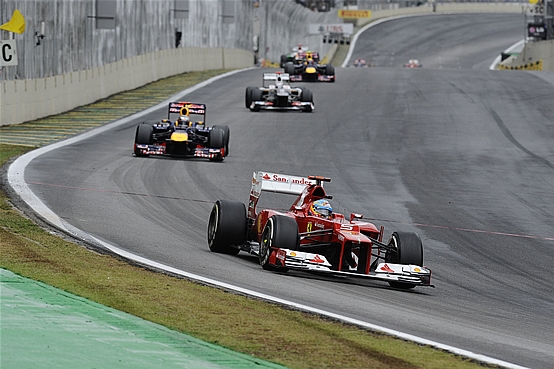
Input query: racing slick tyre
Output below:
<box><xmin>134</xmin><ymin>124</ymin><xmax>153</xmax><ymax>157</ymax></box>
<box><xmin>213</xmin><ymin>125</ymin><xmax>230</xmax><ymax>157</ymax></box>
<box><xmin>208</xmin><ymin>128</ymin><xmax>225</xmax><ymax>161</ymax></box>
<box><xmin>250</xmin><ymin>89</ymin><xmax>262</xmax><ymax>112</ymax></box>
<box><xmin>245</xmin><ymin>86</ymin><xmax>256</xmax><ymax>109</ymax></box>
<box><xmin>207</xmin><ymin>200</ymin><xmax>247</xmax><ymax>255</ymax></box>
<box><xmin>325</xmin><ymin>64</ymin><xmax>335</xmax><ymax>82</ymax></box>
<box><xmin>280</xmin><ymin>54</ymin><xmax>288</xmax><ymax>68</ymax></box>
<box><xmin>385</xmin><ymin>231</ymin><xmax>424</xmax><ymax>289</ymax></box>
<box><xmin>259</xmin><ymin>215</ymin><xmax>299</xmax><ymax>272</ymax></box>
<box><xmin>284</xmin><ymin>62</ymin><xmax>295</xmax><ymax>75</ymax></box>
<box><xmin>301</xmin><ymin>89</ymin><xmax>313</xmax><ymax>112</ymax></box>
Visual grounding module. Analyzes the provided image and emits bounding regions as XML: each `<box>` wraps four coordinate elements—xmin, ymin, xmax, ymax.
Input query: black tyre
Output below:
<box><xmin>385</xmin><ymin>231</ymin><xmax>424</xmax><ymax>289</ymax></box>
<box><xmin>280</xmin><ymin>54</ymin><xmax>288</xmax><ymax>68</ymax></box>
<box><xmin>259</xmin><ymin>215</ymin><xmax>299</xmax><ymax>271</ymax></box>
<box><xmin>134</xmin><ymin>124</ymin><xmax>153</xmax><ymax>157</ymax></box>
<box><xmin>284</xmin><ymin>62</ymin><xmax>295</xmax><ymax>75</ymax></box>
<box><xmin>207</xmin><ymin>200</ymin><xmax>247</xmax><ymax>255</ymax></box>
<box><xmin>301</xmin><ymin>89</ymin><xmax>313</xmax><ymax>112</ymax></box>
<box><xmin>208</xmin><ymin>128</ymin><xmax>225</xmax><ymax>149</ymax></box>
<box><xmin>245</xmin><ymin>86</ymin><xmax>256</xmax><ymax>109</ymax></box>
<box><xmin>213</xmin><ymin>125</ymin><xmax>230</xmax><ymax>157</ymax></box>
<box><xmin>326</xmin><ymin>64</ymin><xmax>335</xmax><ymax>82</ymax></box>
<box><xmin>250</xmin><ymin>89</ymin><xmax>263</xmax><ymax>112</ymax></box>
<box><xmin>301</xmin><ymin>89</ymin><xmax>313</xmax><ymax>103</ymax></box>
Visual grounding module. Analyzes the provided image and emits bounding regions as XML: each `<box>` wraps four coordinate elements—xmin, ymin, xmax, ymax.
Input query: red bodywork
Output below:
<box><xmin>248</xmin><ymin>172</ymin><xmax>384</xmax><ymax>274</ymax></box>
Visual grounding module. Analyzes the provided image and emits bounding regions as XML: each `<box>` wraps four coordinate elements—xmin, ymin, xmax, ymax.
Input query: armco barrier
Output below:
<box><xmin>1</xmin><ymin>47</ymin><xmax>252</xmax><ymax>126</ymax></box>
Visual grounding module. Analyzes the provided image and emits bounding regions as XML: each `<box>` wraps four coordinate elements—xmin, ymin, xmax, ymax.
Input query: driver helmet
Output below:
<box><xmin>309</xmin><ymin>199</ymin><xmax>333</xmax><ymax>219</ymax></box>
<box><xmin>177</xmin><ymin>115</ymin><xmax>190</xmax><ymax>127</ymax></box>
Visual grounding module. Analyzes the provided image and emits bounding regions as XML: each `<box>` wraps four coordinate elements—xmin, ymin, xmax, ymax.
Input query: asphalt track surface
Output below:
<box><xmin>10</xmin><ymin>13</ymin><xmax>554</xmax><ymax>369</ymax></box>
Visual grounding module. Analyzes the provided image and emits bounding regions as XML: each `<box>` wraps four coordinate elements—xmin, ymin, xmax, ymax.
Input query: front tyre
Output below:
<box><xmin>385</xmin><ymin>231</ymin><xmax>423</xmax><ymax>289</ymax></box>
<box><xmin>207</xmin><ymin>200</ymin><xmax>247</xmax><ymax>255</ymax></box>
<box><xmin>134</xmin><ymin>124</ymin><xmax>153</xmax><ymax>157</ymax></box>
<box><xmin>259</xmin><ymin>215</ymin><xmax>299</xmax><ymax>271</ymax></box>
<box><xmin>213</xmin><ymin>125</ymin><xmax>230</xmax><ymax>156</ymax></box>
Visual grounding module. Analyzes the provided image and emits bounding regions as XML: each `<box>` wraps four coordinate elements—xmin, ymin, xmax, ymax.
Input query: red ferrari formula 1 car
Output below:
<box><xmin>133</xmin><ymin>102</ymin><xmax>229</xmax><ymax>161</ymax></box>
<box><xmin>208</xmin><ymin>171</ymin><xmax>433</xmax><ymax>289</ymax></box>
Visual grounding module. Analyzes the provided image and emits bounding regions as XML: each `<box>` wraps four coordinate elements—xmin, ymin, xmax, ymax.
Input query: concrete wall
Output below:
<box><xmin>1</xmin><ymin>47</ymin><xmax>252</xmax><ymax>125</ymax></box>
<box><xmin>0</xmin><ymin>0</ymin><xmax>255</xmax><ymax>80</ymax></box>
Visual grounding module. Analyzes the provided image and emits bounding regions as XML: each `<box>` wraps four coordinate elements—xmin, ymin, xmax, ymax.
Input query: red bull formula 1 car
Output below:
<box><xmin>207</xmin><ymin>171</ymin><xmax>433</xmax><ymax>289</ymax></box>
<box><xmin>284</xmin><ymin>51</ymin><xmax>335</xmax><ymax>82</ymax></box>
<box><xmin>133</xmin><ymin>102</ymin><xmax>229</xmax><ymax>161</ymax></box>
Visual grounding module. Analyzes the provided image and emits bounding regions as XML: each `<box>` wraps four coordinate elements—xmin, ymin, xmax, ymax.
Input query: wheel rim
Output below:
<box><xmin>259</xmin><ymin>219</ymin><xmax>273</xmax><ymax>266</ymax></box>
<box><xmin>385</xmin><ymin>235</ymin><xmax>398</xmax><ymax>263</ymax></box>
<box><xmin>207</xmin><ymin>205</ymin><xmax>219</xmax><ymax>246</ymax></box>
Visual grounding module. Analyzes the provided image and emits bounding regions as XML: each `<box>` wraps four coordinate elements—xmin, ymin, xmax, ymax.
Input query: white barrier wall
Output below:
<box><xmin>1</xmin><ymin>48</ymin><xmax>252</xmax><ymax>126</ymax></box>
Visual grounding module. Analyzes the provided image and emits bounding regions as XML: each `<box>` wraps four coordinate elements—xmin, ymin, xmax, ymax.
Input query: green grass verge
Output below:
<box><xmin>0</xmin><ymin>69</ymin><xmax>492</xmax><ymax>369</ymax></box>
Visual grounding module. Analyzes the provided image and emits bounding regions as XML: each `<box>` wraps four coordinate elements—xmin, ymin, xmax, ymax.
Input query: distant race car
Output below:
<box><xmin>404</xmin><ymin>59</ymin><xmax>422</xmax><ymax>68</ymax></box>
<box><xmin>133</xmin><ymin>101</ymin><xmax>229</xmax><ymax>161</ymax></box>
<box><xmin>280</xmin><ymin>44</ymin><xmax>310</xmax><ymax>67</ymax></box>
<box><xmin>284</xmin><ymin>51</ymin><xmax>335</xmax><ymax>82</ymax></box>
<box><xmin>245</xmin><ymin>72</ymin><xmax>314</xmax><ymax>112</ymax></box>
<box><xmin>207</xmin><ymin>171</ymin><xmax>433</xmax><ymax>289</ymax></box>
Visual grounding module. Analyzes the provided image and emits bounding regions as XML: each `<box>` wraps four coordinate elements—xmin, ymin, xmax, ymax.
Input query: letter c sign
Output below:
<box><xmin>0</xmin><ymin>40</ymin><xmax>19</xmax><ymax>67</ymax></box>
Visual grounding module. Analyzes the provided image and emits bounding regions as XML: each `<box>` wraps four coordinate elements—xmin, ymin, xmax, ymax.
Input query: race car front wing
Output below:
<box><xmin>268</xmin><ymin>248</ymin><xmax>433</xmax><ymax>287</ymax></box>
<box><xmin>134</xmin><ymin>143</ymin><xmax>224</xmax><ymax>159</ymax></box>
<box><xmin>290</xmin><ymin>74</ymin><xmax>335</xmax><ymax>82</ymax></box>
<box><xmin>250</xmin><ymin>101</ymin><xmax>314</xmax><ymax>111</ymax></box>
<box><xmin>237</xmin><ymin>236</ymin><xmax>432</xmax><ymax>287</ymax></box>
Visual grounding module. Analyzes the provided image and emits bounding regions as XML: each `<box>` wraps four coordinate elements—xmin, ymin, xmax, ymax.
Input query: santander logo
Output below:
<box><xmin>262</xmin><ymin>173</ymin><xmax>312</xmax><ymax>185</ymax></box>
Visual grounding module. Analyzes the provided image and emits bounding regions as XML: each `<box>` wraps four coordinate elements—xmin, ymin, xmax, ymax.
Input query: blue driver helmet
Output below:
<box><xmin>309</xmin><ymin>199</ymin><xmax>332</xmax><ymax>218</ymax></box>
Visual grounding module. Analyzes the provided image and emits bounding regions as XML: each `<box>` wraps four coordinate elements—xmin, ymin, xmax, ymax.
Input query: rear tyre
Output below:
<box><xmin>134</xmin><ymin>124</ymin><xmax>153</xmax><ymax>157</ymax></box>
<box><xmin>207</xmin><ymin>200</ymin><xmax>247</xmax><ymax>255</ymax></box>
<box><xmin>280</xmin><ymin>54</ymin><xmax>288</xmax><ymax>68</ymax></box>
<box><xmin>259</xmin><ymin>215</ymin><xmax>299</xmax><ymax>271</ymax></box>
<box><xmin>213</xmin><ymin>125</ymin><xmax>230</xmax><ymax>156</ymax></box>
<box><xmin>284</xmin><ymin>62</ymin><xmax>295</xmax><ymax>75</ymax></box>
<box><xmin>385</xmin><ymin>231</ymin><xmax>423</xmax><ymax>289</ymax></box>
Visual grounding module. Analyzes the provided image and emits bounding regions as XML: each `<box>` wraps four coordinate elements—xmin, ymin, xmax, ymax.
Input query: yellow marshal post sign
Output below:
<box><xmin>338</xmin><ymin>9</ymin><xmax>371</xmax><ymax>19</ymax></box>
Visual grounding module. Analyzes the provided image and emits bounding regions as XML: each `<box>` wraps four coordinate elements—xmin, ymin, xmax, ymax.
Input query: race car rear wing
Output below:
<box><xmin>248</xmin><ymin>171</ymin><xmax>317</xmax><ymax>219</ymax></box>
<box><xmin>263</xmin><ymin>73</ymin><xmax>290</xmax><ymax>86</ymax></box>
<box><xmin>167</xmin><ymin>102</ymin><xmax>206</xmax><ymax>120</ymax></box>
<box><xmin>248</xmin><ymin>171</ymin><xmax>333</xmax><ymax>219</ymax></box>
<box><xmin>251</xmin><ymin>171</ymin><xmax>316</xmax><ymax>196</ymax></box>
